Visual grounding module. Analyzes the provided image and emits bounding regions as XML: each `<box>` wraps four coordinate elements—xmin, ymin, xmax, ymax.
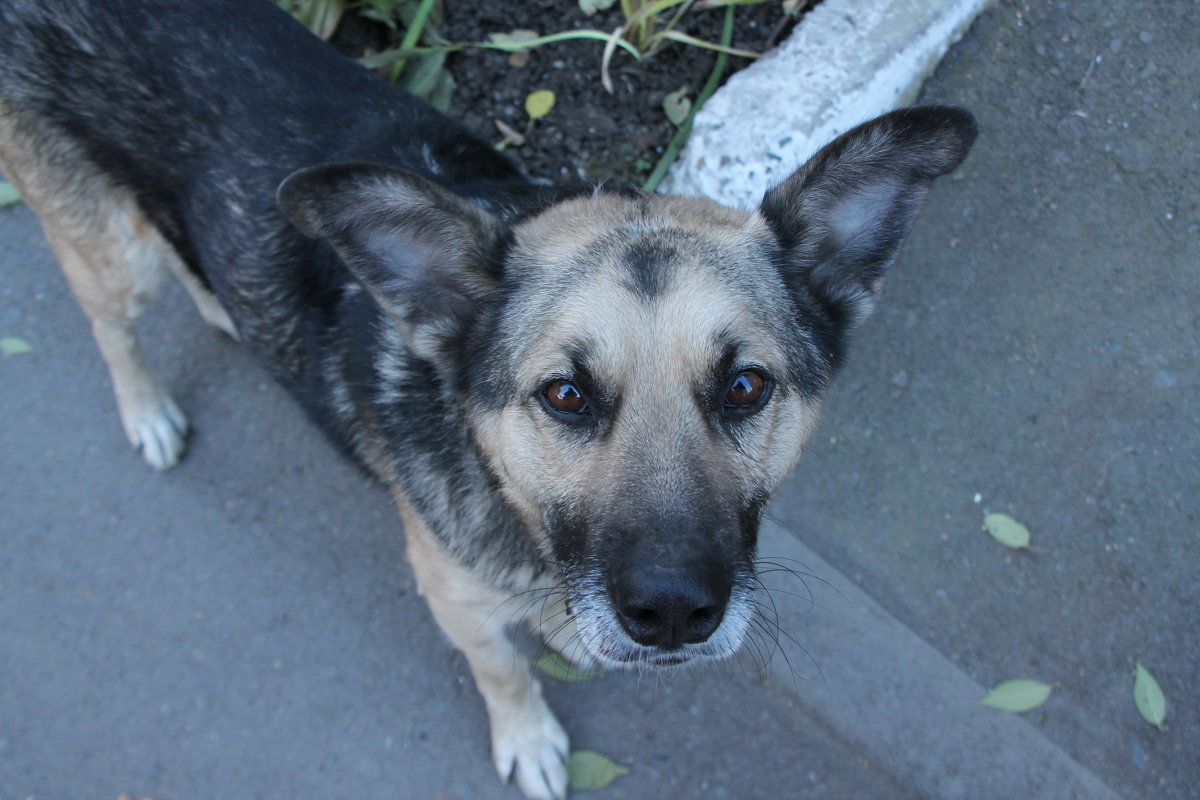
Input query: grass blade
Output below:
<box><xmin>643</xmin><ymin>4</ymin><xmax>734</xmax><ymax>191</ymax></box>
<box><xmin>387</xmin><ymin>0</ymin><xmax>440</xmax><ymax>81</ymax></box>
<box><xmin>659</xmin><ymin>28</ymin><xmax>760</xmax><ymax>58</ymax></box>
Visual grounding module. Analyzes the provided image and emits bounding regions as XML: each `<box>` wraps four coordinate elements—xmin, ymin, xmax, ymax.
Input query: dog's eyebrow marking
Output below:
<box><xmin>557</xmin><ymin>338</ymin><xmax>620</xmax><ymax>420</ymax></box>
<box><xmin>697</xmin><ymin>331</ymin><xmax>742</xmax><ymax>404</ymax></box>
<box><xmin>620</xmin><ymin>238</ymin><xmax>676</xmax><ymax>300</ymax></box>
<box><xmin>562</xmin><ymin>340</ymin><xmax>601</xmax><ymax>392</ymax></box>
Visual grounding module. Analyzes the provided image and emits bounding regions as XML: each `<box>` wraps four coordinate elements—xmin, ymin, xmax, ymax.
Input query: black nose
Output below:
<box><xmin>610</xmin><ymin>565</ymin><xmax>729</xmax><ymax>649</ymax></box>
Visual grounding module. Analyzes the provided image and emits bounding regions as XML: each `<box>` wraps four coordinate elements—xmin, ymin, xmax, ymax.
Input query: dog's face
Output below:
<box><xmin>279</xmin><ymin>106</ymin><xmax>977</xmax><ymax>667</ymax></box>
<box><xmin>465</xmin><ymin>194</ymin><xmax>827</xmax><ymax>664</ymax></box>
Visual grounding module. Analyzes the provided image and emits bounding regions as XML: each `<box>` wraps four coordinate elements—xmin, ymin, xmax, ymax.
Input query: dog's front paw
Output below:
<box><xmin>120</xmin><ymin>394</ymin><xmax>190</xmax><ymax>470</ymax></box>
<box><xmin>491</xmin><ymin>693</ymin><xmax>569</xmax><ymax>800</ymax></box>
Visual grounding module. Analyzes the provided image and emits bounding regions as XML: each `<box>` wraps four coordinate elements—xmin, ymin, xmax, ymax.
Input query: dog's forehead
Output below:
<box><xmin>513</xmin><ymin>191</ymin><xmax>755</xmax><ymax>261</ymax></box>
<box><xmin>504</xmin><ymin>193</ymin><xmax>789</xmax><ymax>381</ymax></box>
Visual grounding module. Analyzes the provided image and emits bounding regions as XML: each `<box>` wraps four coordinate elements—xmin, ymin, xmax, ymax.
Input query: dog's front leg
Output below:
<box><xmin>399</xmin><ymin>502</ymin><xmax>569</xmax><ymax>800</ymax></box>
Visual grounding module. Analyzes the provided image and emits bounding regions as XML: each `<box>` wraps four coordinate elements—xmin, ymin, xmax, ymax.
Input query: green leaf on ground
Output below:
<box><xmin>662</xmin><ymin>86</ymin><xmax>692</xmax><ymax>127</ymax></box>
<box><xmin>981</xmin><ymin>679</ymin><xmax>1053</xmax><ymax>712</ymax></box>
<box><xmin>0</xmin><ymin>181</ymin><xmax>22</xmax><ymax>208</ymax></box>
<box><xmin>567</xmin><ymin>749</ymin><xmax>630</xmax><ymax>791</ymax></box>
<box><xmin>1133</xmin><ymin>662</ymin><xmax>1167</xmax><ymax>729</ymax></box>
<box><xmin>535</xmin><ymin>651</ymin><xmax>600</xmax><ymax>682</ymax></box>
<box><xmin>524</xmin><ymin>89</ymin><xmax>555</xmax><ymax>121</ymax></box>
<box><xmin>983</xmin><ymin>512</ymin><xmax>1031</xmax><ymax>549</ymax></box>
<box><xmin>1</xmin><ymin>337</ymin><xmax>33</xmax><ymax>356</ymax></box>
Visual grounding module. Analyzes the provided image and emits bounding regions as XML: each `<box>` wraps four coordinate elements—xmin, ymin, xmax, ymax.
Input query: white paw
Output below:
<box><xmin>492</xmin><ymin>696</ymin><xmax>569</xmax><ymax>800</ymax></box>
<box><xmin>122</xmin><ymin>395</ymin><xmax>190</xmax><ymax>470</ymax></box>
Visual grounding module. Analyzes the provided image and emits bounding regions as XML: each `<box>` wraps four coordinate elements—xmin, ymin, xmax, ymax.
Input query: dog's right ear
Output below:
<box><xmin>759</xmin><ymin>106</ymin><xmax>977</xmax><ymax>331</ymax></box>
<box><xmin>278</xmin><ymin>163</ymin><xmax>507</xmax><ymax>362</ymax></box>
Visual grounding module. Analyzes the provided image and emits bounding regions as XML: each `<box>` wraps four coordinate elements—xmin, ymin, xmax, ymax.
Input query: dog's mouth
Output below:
<box><xmin>565</xmin><ymin>577</ymin><xmax>754</xmax><ymax>668</ymax></box>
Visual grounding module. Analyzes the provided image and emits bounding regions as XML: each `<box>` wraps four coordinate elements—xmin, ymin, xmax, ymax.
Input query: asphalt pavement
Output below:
<box><xmin>2</xmin><ymin>1</ymin><xmax>1196</xmax><ymax>798</ymax></box>
<box><xmin>769</xmin><ymin>1</ymin><xmax>1197</xmax><ymax>797</ymax></box>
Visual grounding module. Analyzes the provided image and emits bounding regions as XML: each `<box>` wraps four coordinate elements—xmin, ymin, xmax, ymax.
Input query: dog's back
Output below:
<box><xmin>0</xmin><ymin>0</ymin><xmax>531</xmax><ymax>461</ymax></box>
<box><xmin>0</xmin><ymin>0</ymin><xmax>522</xmax><ymax>298</ymax></box>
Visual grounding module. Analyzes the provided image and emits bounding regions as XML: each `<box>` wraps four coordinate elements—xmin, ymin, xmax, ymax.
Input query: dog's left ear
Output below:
<box><xmin>278</xmin><ymin>162</ymin><xmax>506</xmax><ymax>361</ymax></box>
<box><xmin>760</xmin><ymin>105</ymin><xmax>977</xmax><ymax>329</ymax></box>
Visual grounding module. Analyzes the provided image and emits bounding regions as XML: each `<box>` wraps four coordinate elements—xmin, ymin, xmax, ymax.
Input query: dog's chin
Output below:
<box><xmin>568</xmin><ymin>585</ymin><xmax>754</xmax><ymax>670</ymax></box>
<box><xmin>586</xmin><ymin>642</ymin><xmax>731</xmax><ymax>669</ymax></box>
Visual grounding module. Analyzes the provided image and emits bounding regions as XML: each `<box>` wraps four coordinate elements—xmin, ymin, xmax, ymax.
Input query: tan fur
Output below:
<box><xmin>394</xmin><ymin>492</ymin><xmax>573</xmax><ymax>800</ymax></box>
<box><xmin>473</xmin><ymin>194</ymin><xmax>823</xmax><ymax>533</ymax></box>
<box><xmin>0</xmin><ymin>102</ymin><xmax>236</xmax><ymax>469</ymax></box>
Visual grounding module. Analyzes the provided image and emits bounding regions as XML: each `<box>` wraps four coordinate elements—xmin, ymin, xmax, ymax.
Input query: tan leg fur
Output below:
<box><xmin>396</xmin><ymin>496</ymin><xmax>570</xmax><ymax>800</ymax></box>
<box><xmin>1</xmin><ymin>103</ymin><xmax>236</xmax><ymax>468</ymax></box>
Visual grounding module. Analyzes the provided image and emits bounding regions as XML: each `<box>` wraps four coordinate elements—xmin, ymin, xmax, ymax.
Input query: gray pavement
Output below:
<box><xmin>769</xmin><ymin>0</ymin><xmax>1197</xmax><ymax>797</ymax></box>
<box><xmin>2</xmin><ymin>1</ymin><xmax>1197</xmax><ymax>798</ymax></box>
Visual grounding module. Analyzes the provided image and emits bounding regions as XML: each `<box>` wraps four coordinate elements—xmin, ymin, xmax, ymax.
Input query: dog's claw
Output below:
<box><xmin>122</xmin><ymin>394</ymin><xmax>190</xmax><ymax>470</ymax></box>
<box><xmin>491</xmin><ymin>695</ymin><xmax>569</xmax><ymax>800</ymax></box>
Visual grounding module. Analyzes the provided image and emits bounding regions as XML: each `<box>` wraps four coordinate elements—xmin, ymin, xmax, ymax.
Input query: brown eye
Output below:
<box><xmin>543</xmin><ymin>380</ymin><xmax>589</xmax><ymax>415</ymax></box>
<box><xmin>725</xmin><ymin>370</ymin><xmax>767</xmax><ymax>408</ymax></box>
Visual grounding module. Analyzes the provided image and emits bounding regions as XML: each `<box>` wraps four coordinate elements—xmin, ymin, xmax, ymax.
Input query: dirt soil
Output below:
<box><xmin>439</xmin><ymin>1</ymin><xmax>795</xmax><ymax>185</ymax></box>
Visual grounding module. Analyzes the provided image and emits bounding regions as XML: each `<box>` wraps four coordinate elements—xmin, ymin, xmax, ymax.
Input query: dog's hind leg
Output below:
<box><xmin>0</xmin><ymin>113</ymin><xmax>190</xmax><ymax>469</ymax></box>
<box><xmin>399</xmin><ymin>501</ymin><xmax>569</xmax><ymax>800</ymax></box>
<box><xmin>41</xmin><ymin>196</ymin><xmax>191</xmax><ymax>470</ymax></box>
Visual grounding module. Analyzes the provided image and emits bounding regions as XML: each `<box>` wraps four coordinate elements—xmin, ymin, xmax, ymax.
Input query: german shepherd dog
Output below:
<box><xmin>0</xmin><ymin>0</ymin><xmax>976</xmax><ymax>796</ymax></box>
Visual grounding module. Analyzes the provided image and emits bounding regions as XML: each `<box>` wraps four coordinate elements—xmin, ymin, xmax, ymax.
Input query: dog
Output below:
<box><xmin>0</xmin><ymin>0</ymin><xmax>976</xmax><ymax>796</ymax></box>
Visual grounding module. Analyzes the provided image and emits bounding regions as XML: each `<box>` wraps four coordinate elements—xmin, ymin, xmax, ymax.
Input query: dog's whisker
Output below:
<box><xmin>747</xmin><ymin>603</ymin><xmax>823</xmax><ymax>686</ymax></box>
<box><xmin>754</xmin><ymin>554</ymin><xmax>835</xmax><ymax>585</ymax></box>
<box><xmin>737</xmin><ymin>623</ymin><xmax>774</xmax><ymax>675</ymax></box>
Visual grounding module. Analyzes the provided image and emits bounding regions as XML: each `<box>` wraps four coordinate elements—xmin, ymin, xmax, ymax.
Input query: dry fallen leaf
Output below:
<box><xmin>494</xmin><ymin>119</ymin><xmax>526</xmax><ymax>148</ymax></box>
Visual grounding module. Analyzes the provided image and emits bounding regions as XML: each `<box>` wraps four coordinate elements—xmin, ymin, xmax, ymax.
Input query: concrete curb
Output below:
<box><xmin>662</xmin><ymin>0</ymin><xmax>994</xmax><ymax>207</ymax></box>
<box><xmin>758</xmin><ymin>521</ymin><xmax>1125</xmax><ymax>800</ymax></box>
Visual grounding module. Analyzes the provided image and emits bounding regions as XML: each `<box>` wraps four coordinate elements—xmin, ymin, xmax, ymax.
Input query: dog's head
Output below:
<box><xmin>280</xmin><ymin>106</ymin><xmax>977</xmax><ymax>667</ymax></box>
